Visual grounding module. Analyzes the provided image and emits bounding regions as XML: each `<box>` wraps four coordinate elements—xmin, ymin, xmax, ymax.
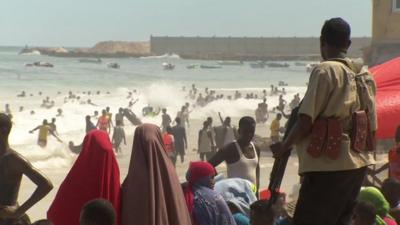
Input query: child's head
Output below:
<box><xmin>80</xmin><ymin>199</ymin><xmax>116</xmax><ymax>225</ymax></box>
<box><xmin>352</xmin><ymin>201</ymin><xmax>376</xmax><ymax>225</ymax></box>
<box><xmin>250</xmin><ymin>200</ymin><xmax>276</xmax><ymax>225</ymax></box>
<box><xmin>382</xmin><ymin>178</ymin><xmax>400</xmax><ymax>207</ymax></box>
<box><xmin>166</xmin><ymin>126</ymin><xmax>173</xmax><ymax>134</ymax></box>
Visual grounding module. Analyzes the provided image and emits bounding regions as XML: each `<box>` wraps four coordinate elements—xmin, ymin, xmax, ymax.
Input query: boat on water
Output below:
<box><xmin>107</xmin><ymin>63</ymin><xmax>120</xmax><ymax>69</ymax></box>
<box><xmin>217</xmin><ymin>61</ymin><xmax>243</xmax><ymax>66</ymax></box>
<box><xmin>200</xmin><ymin>64</ymin><xmax>222</xmax><ymax>69</ymax></box>
<box><xmin>25</xmin><ymin>61</ymin><xmax>54</xmax><ymax>68</ymax></box>
<box><xmin>186</xmin><ymin>64</ymin><xmax>200</xmax><ymax>69</ymax></box>
<box><xmin>249</xmin><ymin>61</ymin><xmax>265</xmax><ymax>69</ymax></box>
<box><xmin>162</xmin><ymin>62</ymin><xmax>175</xmax><ymax>70</ymax></box>
<box><xmin>78</xmin><ymin>58</ymin><xmax>102</xmax><ymax>64</ymax></box>
<box><xmin>294</xmin><ymin>62</ymin><xmax>307</xmax><ymax>66</ymax></box>
<box><xmin>266</xmin><ymin>62</ymin><xmax>290</xmax><ymax>68</ymax></box>
<box><xmin>140</xmin><ymin>53</ymin><xmax>181</xmax><ymax>60</ymax></box>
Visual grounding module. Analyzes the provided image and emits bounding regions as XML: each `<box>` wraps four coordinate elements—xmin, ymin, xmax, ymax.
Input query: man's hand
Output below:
<box><xmin>270</xmin><ymin>142</ymin><xmax>290</xmax><ymax>158</ymax></box>
<box><xmin>0</xmin><ymin>205</ymin><xmax>21</xmax><ymax>219</ymax></box>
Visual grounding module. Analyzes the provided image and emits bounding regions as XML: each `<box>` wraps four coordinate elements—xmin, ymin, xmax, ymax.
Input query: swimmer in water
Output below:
<box><xmin>4</xmin><ymin>104</ymin><xmax>11</xmax><ymax>116</ymax></box>
<box><xmin>17</xmin><ymin>91</ymin><xmax>26</xmax><ymax>98</ymax></box>
<box><xmin>29</xmin><ymin>120</ymin><xmax>62</xmax><ymax>147</ymax></box>
<box><xmin>56</xmin><ymin>108</ymin><xmax>63</xmax><ymax>117</ymax></box>
<box><xmin>87</xmin><ymin>99</ymin><xmax>98</xmax><ymax>106</ymax></box>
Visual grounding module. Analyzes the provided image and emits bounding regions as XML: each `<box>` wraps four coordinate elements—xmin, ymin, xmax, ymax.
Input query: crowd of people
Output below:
<box><xmin>1</xmin><ymin>17</ymin><xmax>400</xmax><ymax>225</ymax></box>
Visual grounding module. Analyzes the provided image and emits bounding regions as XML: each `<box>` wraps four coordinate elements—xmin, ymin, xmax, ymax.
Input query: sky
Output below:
<box><xmin>0</xmin><ymin>0</ymin><xmax>372</xmax><ymax>47</ymax></box>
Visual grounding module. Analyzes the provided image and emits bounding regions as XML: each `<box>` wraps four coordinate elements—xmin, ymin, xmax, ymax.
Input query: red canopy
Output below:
<box><xmin>370</xmin><ymin>57</ymin><xmax>400</xmax><ymax>139</ymax></box>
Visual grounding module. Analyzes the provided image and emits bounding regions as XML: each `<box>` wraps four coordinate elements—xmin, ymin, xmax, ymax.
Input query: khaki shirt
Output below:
<box><xmin>296</xmin><ymin>59</ymin><xmax>376</xmax><ymax>174</ymax></box>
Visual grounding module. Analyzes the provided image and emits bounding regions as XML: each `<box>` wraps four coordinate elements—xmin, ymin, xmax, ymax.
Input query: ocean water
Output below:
<box><xmin>0</xmin><ymin>46</ymin><xmax>310</xmax><ymax>169</ymax></box>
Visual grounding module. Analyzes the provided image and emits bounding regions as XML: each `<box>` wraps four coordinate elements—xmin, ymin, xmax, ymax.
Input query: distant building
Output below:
<box><xmin>367</xmin><ymin>0</ymin><xmax>400</xmax><ymax>65</ymax></box>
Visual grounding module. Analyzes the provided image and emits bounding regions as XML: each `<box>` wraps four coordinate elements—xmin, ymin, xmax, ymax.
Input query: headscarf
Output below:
<box><xmin>121</xmin><ymin>124</ymin><xmax>191</xmax><ymax>225</ymax></box>
<box><xmin>184</xmin><ymin>161</ymin><xmax>216</xmax><ymax>214</ymax></box>
<box><xmin>47</xmin><ymin>130</ymin><xmax>121</xmax><ymax>225</ymax></box>
<box><xmin>184</xmin><ymin>161</ymin><xmax>236</xmax><ymax>225</ymax></box>
<box><xmin>214</xmin><ymin>178</ymin><xmax>257</xmax><ymax>217</ymax></box>
<box><xmin>358</xmin><ymin>187</ymin><xmax>394</xmax><ymax>225</ymax></box>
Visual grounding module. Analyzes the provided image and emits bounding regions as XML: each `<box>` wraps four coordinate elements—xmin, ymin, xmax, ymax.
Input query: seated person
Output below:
<box><xmin>358</xmin><ymin>187</ymin><xmax>398</xmax><ymax>225</ymax></box>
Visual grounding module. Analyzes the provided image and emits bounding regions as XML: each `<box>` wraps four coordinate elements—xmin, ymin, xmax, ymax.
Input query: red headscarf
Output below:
<box><xmin>47</xmin><ymin>130</ymin><xmax>121</xmax><ymax>225</ymax></box>
<box><xmin>184</xmin><ymin>161</ymin><xmax>216</xmax><ymax>215</ymax></box>
<box><xmin>121</xmin><ymin>124</ymin><xmax>191</xmax><ymax>225</ymax></box>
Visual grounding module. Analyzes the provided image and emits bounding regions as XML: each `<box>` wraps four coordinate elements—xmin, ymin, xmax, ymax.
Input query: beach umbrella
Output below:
<box><xmin>370</xmin><ymin>57</ymin><xmax>400</xmax><ymax>139</ymax></box>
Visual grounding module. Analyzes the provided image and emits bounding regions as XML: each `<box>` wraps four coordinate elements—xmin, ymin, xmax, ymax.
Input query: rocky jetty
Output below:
<box><xmin>20</xmin><ymin>41</ymin><xmax>151</xmax><ymax>58</ymax></box>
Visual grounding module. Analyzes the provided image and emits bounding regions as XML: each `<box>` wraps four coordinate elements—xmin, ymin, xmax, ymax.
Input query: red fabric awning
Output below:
<box><xmin>369</xmin><ymin>57</ymin><xmax>400</xmax><ymax>139</ymax></box>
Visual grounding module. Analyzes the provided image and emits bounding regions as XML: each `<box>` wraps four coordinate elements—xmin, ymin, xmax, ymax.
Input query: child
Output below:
<box><xmin>80</xmin><ymin>199</ymin><xmax>116</xmax><ymax>225</ymax></box>
<box><xmin>250</xmin><ymin>200</ymin><xmax>276</xmax><ymax>225</ymax></box>
<box><xmin>112</xmin><ymin>120</ymin><xmax>126</xmax><ymax>154</ymax></box>
<box><xmin>163</xmin><ymin>126</ymin><xmax>176</xmax><ymax>165</ymax></box>
<box><xmin>352</xmin><ymin>201</ymin><xmax>376</xmax><ymax>225</ymax></box>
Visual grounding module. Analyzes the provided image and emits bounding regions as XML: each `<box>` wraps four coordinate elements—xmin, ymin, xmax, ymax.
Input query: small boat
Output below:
<box><xmin>249</xmin><ymin>61</ymin><xmax>265</xmax><ymax>69</ymax></box>
<box><xmin>108</xmin><ymin>63</ymin><xmax>120</xmax><ymax>69</ymax></box>
<box><xmin>186</xmin><ymin>64</ymin><xmax>199</xmax><ymax>69</ymax></box>
<box><xmin>294</xmin><ymin>62</ymin><xmax>307</xmax><ymax>66</ymax></box>
<box><xmin>266</xmin><ymin>62</ymin><xmax>290</xmax><ymax>68</ymax></box>
<box><xmin>26</xmin><ymin>61</ymin><xmax>54</xmax><ymax>68</ymax></box>
<box><xmin>162</xmin><ymin>62</ymin><xmax>175</xmax><ymax>70</ymax></box>
<box><xmin>200</xmin><ymin>64</ymin><xmax>222</xmax><ymax>69</ymax></box>
<box><xmin>217</xmin><ymin>61</ymin><xmax>243</xmax><ymax>66</ymax></box>
<box><xmin>79</xmin><ymin>58</ymin><xmax>102</xmax><ymax>64</ymax></box>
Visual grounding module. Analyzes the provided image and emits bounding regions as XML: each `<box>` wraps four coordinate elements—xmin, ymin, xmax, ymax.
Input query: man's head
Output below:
<box><xmin>381</xmin><ymin>178</ymin><xmax>400</xmax><ymax>207</ymax></box>
<box><xmin>352</xmin><ymin>201</ymin><xmax>376</xmax><ymax>225</ymax></box>
<box><xmin>119</xmin><ymin>108</ymin><xmax>123</xmax><ymax>113</ymax></box>
<box><xmin>106</xmin><ymin>107</ymin><xmax>110</xmax><ymax>112</ymax></box>
<box><xmin>80</xmin><ymin>199</ymin><xmax>116</xmax><ymax>225</ymax></box>
<box><xmin>207</xmin><ymin>117</ymin><xmax>213</xmax><ymax>125</ymax></box>
<box><xmin>203</xmin><ymin>121</ymin><xmax>208</xmax><ymax>129</ymax></box>
<box><xmin>250</xmin><ymin>200</ymin><xmax>276</xmax><ymax>225</ymax></box>
<box><xmin>51</xmin><ymin>118</ymin><xmax>56</xmax><ymax>123</ymax></box>
<box><xmin>320</xmin><ymin>18</ymin><xmax>351</xmax><ymax>60</ymax></box>
<box><xmin>0</xmin><ymin>113</ymin><xmax>12</xmax><ymax>140</ymax></box>
<box><xmin>277</xmin><ymin>113</ymin><xmax>282</xmax><ymax>120</ymax></box>
<box><xmin>162</xmin><ymin>108</ymin><xmax>167</xmax><ymax>114</ymax></box>
<box><xmin>224</xmin><ymin>117</ymin><xmax>231</xmax><ymax>126</ymax></box>
<box><xmin>43</xmin><ymin>119</ymin><xmax>48</xmax><ymax>125</ymax></box>
<box><xmin>175</xmin><ymin>117</ymin><xmax>181</xmax><ymax>125</ymax></box>
<box><xmin>102</xmin><ymin>110</ymin><xmax>107</xmax><ymax>116</ymax></box>
<box><xmin>238</xmin><ymin>116</ymin><xmax>256</xmax><ymax>143</ymax></box>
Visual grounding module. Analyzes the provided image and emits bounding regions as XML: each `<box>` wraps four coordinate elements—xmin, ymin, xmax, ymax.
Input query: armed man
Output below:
<box><xmin>271</xmin><ymin>18</ymin><xmax>377</xmax><ymax>225</ymax></box>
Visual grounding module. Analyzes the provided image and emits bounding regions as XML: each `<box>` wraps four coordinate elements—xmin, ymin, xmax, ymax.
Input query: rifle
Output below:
<box><xmin>268</xmin><ymin>106</ymin><xmax>299</xmax><ymax>204</ymax></box>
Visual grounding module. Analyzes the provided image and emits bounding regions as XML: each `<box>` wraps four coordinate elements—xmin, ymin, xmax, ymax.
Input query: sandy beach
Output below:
<box><xmin>16</xmin><ymin>117</ymin><xmax>289</xmax><ymax>221</ymax></box>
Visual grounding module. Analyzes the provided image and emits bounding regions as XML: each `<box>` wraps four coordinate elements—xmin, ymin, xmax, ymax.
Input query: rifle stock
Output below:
<box><xmin>268</xmin><ymin>106</ymin><xmax>299</xmax><ymax>204</ymax></box>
